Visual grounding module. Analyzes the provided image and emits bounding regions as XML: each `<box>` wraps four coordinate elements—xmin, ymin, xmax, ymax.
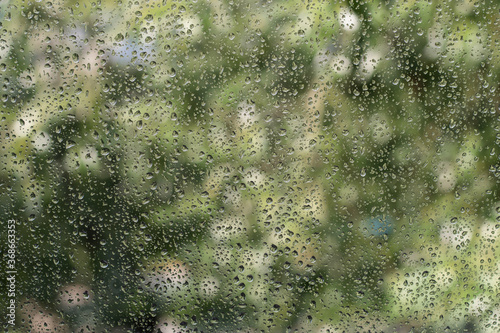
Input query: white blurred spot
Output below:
<box><xmin>210</xmin><ymin>215</ymin><xmax>245</xmax><ymax>241</ymax></box>
<box><xmin>330</xmin><ymin>55</ymin><xmax>351</xmax><ymax>75</ymax></box>
<box><xmin>20</xmin><ymin>301</ymin><xmax>67</xmax><ymax>333</ymax></box>
<box><xmin>360</xmin><ymin>49</ymin><xmax>382</xmax><ymax>77</ymax></box>
<box><xmin>436</xmin><ymin>162</ymin><xmax>456</xmax><ymax>193</ymax></box>
<box><xmin>155</xmin><ymin>316</ymin><xmax>189</xmax><ymax>333</ymax></box>
<box><xmin>339</xmin><ymin>8</ymin><xmax>360</xmax><ymax>32</ymax></box>
<box><xmin>237</xmin><ymin>101</ymin><xmax>258</xmax><ymax>129</ymax></box>
<box><xmin>244</xmin><ymin>167</ymin><xmax>265</xmax><ymax>187</ymax></box>
<box><xmin>143</xmin><ymin>260</ymin><xmax>190</xmax><ymax>294</ymax></box>
<box><xmin>424</xmin><ymin>24</ymin><xmax>445</xmax><ymax>59</ymax></box>
<box><xmin>80</xmin><ymin>146</ymin><xmax>98</xmax><ymax>164</ymax></box>
<box><xmin>58</xmin><ymin>284</ymin><xmax>92</xmax><ymax>309</ymax></box>
<box><xmin>33</xmin><ymin>131</ymin><xmax>51</xmax><ymax>151</ymax></box>
<box><xmin>13</xmin><ymin>113</ymin><xmax>38</xmax><ymax>137</ymax></box>
<box><xmin>439</xmin><ymin>220</ymin><xmax>472</xmax><ymax>247</ymax></box>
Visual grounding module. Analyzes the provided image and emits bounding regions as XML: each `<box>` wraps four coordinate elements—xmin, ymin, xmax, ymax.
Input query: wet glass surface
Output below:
<box><xmin>1</xmin><ymin>1</ymin><xmax>500</xmax><ymax>332</ymax></box>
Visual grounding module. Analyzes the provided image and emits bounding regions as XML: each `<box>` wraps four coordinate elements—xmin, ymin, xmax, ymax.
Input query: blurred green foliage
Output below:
<box><xmin>1</xmin><ymin>0</ymin><xmax>500</xmax><ymax>332</ymax></box>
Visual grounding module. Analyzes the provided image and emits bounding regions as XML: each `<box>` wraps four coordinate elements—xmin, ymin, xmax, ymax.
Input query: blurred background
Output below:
<box><xmin>1</xmin><ymin>0</ymin><xmax>500</xmax><ymax>332</ymax></box>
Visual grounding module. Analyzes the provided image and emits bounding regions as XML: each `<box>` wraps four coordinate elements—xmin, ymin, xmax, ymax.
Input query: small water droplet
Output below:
<box><xmin>360</xmin><ymin>168</ymin><xmax>366</xmax><ymax>177</ymax></box>
<box><xmin>66</xmin><ymin>140</ymin><xmax>76</xmax><ymax>149</ymax></box>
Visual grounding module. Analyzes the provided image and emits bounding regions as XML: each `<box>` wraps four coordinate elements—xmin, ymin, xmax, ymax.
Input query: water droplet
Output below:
<box><xmin>360</xmin><ymin>168</ymin><xmax>366</xmax><ymax>177</ymax></box>
<box><xmin>66</xmin><ymin>140</ymin><xmax>76</xmax><ymax>149</ymax></box>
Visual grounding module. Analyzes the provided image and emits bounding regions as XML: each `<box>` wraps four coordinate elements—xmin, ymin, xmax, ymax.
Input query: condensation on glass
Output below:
<box><xmin>1</xmin><ymin>1</ymin><xmax>499</xmax><ymax>332</ymax></box>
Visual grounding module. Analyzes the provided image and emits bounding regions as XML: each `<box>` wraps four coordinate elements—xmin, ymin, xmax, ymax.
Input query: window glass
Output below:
<box><xmin>1</xmin><ymin>0</ymin><xmax>499</xmax><ymax>332</ymax></box>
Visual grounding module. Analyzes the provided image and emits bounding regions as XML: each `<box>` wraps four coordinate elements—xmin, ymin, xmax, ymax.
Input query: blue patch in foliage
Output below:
<box><xmin>364</xmin><ymin>215</ymin><xmax>394</xmax><ymax>236</ymax></box>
